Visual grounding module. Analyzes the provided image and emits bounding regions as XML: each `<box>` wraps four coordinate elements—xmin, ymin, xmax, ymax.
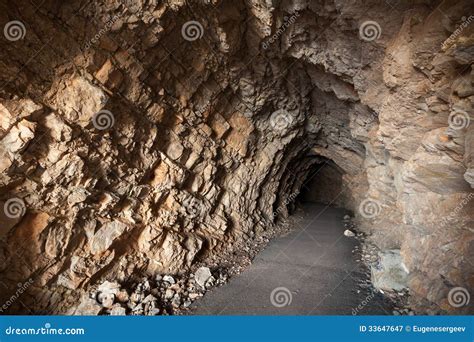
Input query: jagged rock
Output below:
<box><xmin>0</xmin><ymin>0</ymin><xmax>472</xmax><ymax>316</ymax></box>
<box><xmin>52</xmin><ymin>76</ymin><xmax>108</xmax><ymax>126</ymax></box>
<box><xmin>1</xmin><ymin>119</ymin><xmax>36</xmax><ymax>154</ymax></box>
<box><xmin>89</xmin><ymin>221</ymin><xmax>129</xmax><ymax>255</ymax></box>
<box><xmin>195</xmin><ymin>267</ymin><xmax>212</xmax><ymax>287</ymax></box>
<box><xmin>110</xmin><ymin>306</ymin><xmax>127</xmax><ymax>316</ymax></box>
<box><xmin>97</xmin><ymin>292</ymin><xmax>115</xmax><ymax>308</ymax></box>
<box><xmin>371</xmin><ymin>250</ymin><xmax>409</xmax><ymax>292</ymax></box>
<box><xmin>188</xmin><ymin>293</ymin><xmax>201</xmax><ymax>300</ymax></box>
<box><xmin>162</xmin><ymin>275</ymin><xmax>175</xmax><ymax>284</ymax></box>
<box><xmin>344</xmin><ymin>230</ymin><xmax>355</xmax><ymax>237</ymax></box>
<box><xmin>72</xmin><ymin>295</ymin><xmax>102</xmax><ymax>315</ymax></box>
<box><xmin>164</xmin><ymin>289</ymin><xmax>175</xmax><ymax>300</ymax></box>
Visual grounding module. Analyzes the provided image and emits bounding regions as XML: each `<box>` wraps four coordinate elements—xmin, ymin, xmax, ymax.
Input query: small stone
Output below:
<box><xmin>131</xmin><ymin>303</ymin><xmax>144</xmax><ymax>315</ymax></box>
<box><xmin>110</xmin><ymin>306</ymin><xmax>126</xmax><ymax>316</ymax></box>
<box><xmin>189</xmin><ymin>293</ymin><xmax>200</xmax><ymax>300</ymax></box>
<box><xmin>195</xmin><ymin>267</ymin><xmax>212</xmax><ymax>287</ymax></box>
<box><xmin>344</xmin><ymin>229</ymin><xmax>355</xmax><ymax>237</ymax></box>
<box><xmin>163</xmin><ymin>275</ymin><xmax>175</xmax><ymax>284</ymax></box>
<box><xmin>142</xmin><ymin>280</ymin><xmax>151</xmax><ymax>292</ymax></box>
<box><xmin>130</xmin><ymin>292</ymin><xmax>143</xmax><ymax>303</ymax></box>
<box><xmin>116</xmin><ymin>290</ymin><xmax>129</xmax><ymax>303</ymax></box>
<box><xmin>343</xmin><ymin>215</ymin><xmax>351</xmax><ymax>220</ymax></box>
<box><xmin>393</xmin><ymin>310</ymin><xmax>400</xmax><ymax>315</ymax></box>
<box><xmin>95</xmin><ymin>59</ymin><xmax>123</xmax><ymax>90</ymax></box>
<box><xmin>205</xmin><ymin>276</ymin><xmax>216</xmax><ymax>288</ymax></box>
<box><xmin>165</xmin><ymin>289</ymin><xmax>175</xmax><ymax>300</ymax></box>
<box><xmin>171</xmin><ymin>295</ymin><xmax>181</xmax><ymax>307</ymax></box>
<box><xmin>73</xmin><ymin>295</ymin><xmax>102</xmax><ymax>315</ymax></box>
<box><xmin>142</xmin><ymin>294</ymin><xmax>157</xmax><ymax>304</ymax></box>
<box><xmin>148</xmin><ymin>308</ymin><xmax>160</xmax><ymax>316</ymax></box>
<box><xmin>97</xmin><ymin>292</ymin><xmax>115</xmax><ymax>308</ymax></box>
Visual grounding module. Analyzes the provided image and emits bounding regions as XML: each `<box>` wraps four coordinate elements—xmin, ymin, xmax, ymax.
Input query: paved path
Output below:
<box><xmin>192</xmin><ymin>203</ymin><xmax>392</xmax><ymax>315</ymax></box>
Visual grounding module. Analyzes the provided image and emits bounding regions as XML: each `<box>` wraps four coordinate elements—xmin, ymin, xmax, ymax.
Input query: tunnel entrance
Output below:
<box><xmin>297</xmin><ymin>158</ymin><xmax>346</xmax><ymax>208</ymax></box>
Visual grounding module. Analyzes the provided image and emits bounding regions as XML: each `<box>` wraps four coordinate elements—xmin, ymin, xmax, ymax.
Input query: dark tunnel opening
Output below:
<box><xmin>298</xmin><ymin>159</ymin><xmax>346</xmax><ymax>207</ymax></box>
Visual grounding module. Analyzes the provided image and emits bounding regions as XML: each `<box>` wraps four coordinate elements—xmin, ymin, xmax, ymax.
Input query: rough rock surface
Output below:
<box><xmin>371</xmin><ymin>250</ymin><xmax>409</xmax><ymax>292</ymax></box>
<box><xmin>0</xmin><ymin>0</ymin><xmax>472</xmax><ymax>314</ymax></box>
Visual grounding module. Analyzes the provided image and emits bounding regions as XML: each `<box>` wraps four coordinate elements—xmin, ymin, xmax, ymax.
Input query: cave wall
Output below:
<box><xmin>0</xmin><ymin>0</ymin><xmax>472</xmax><ymax>314</ymax></box>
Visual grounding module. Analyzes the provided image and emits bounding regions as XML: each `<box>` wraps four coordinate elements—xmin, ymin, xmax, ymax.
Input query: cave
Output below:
<box><xmin>299</xmin><ymin>158</ymin><xmax>345</xmax><ymax>206</ymax></box>
<box><xmin>0</xmin><ymin>0</ymin><xmax>473</xmax><ymax>316</ymax></box>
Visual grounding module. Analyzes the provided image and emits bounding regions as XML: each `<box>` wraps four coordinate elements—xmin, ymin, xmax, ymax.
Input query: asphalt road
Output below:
<box><xmin>192</xmin><ymin>203</ymin><xmax>391</xmax><ymax>315</ymax></box>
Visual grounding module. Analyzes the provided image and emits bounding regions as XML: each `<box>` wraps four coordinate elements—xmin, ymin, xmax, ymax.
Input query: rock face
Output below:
<box><xmin>0</xmin><ymin>0</ymin><xmax>472</xmax><ymax>314</ymax></box>
<box><xmin>371</xmin><ymin>250</ymin><xmax>409</xmax><ymax>292</ymax></box>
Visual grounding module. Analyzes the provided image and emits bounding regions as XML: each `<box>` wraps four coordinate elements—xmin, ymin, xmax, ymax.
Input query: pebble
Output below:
<box><xmin>171</xmin><ymin>296</ymin><xmax>181</xmax><ymax>307</ymax></box>
<box><xmin>165</xmin><ymin>289</ymin><xmax>175</xmax><ymax>300</ymax></box>
<box><xmin>148</xmin><ymin>308</ymin><xmax>160</xmax><ymax>315</ymax></box>
<box><xmin>110</xmin><ymin>306</ymin><xmax>126</xmax><ymax>316</ymax></box>
<box><xmin>344</xmin><ymin>229</ymin><xmax>355</xmax><ymax>237</ymax></box>
<box><xmin>189</xmin><ymin>293</ymin><xmax>200</xmax><ymax>300</ymax></box>
<box><xmin>195</xmin><ymin>267</ymin><xmax>212</xmax><ymax>287</ymax></box>
<box><xmin>97</xmin><ymin>292</ymin><xmax>115</xmax><ymax>308</ymax></box>
<box><xmin>163</xmin><ymin>275</ymin><xmax>175</xmax><ymax>284</ymax></box>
